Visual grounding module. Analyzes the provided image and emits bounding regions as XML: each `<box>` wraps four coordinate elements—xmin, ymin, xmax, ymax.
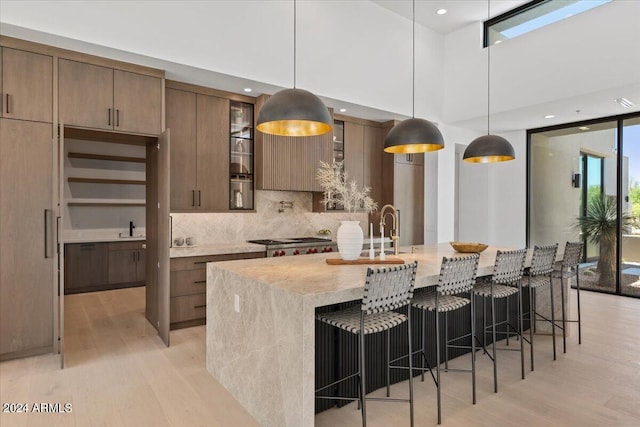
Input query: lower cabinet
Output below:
<box><xmin>64</xmin><ymin>241</ymin><xmax>146</xmax><ymax>294</ymax></box>
<box><xmin>169</xmin><ymin>251</ymin><xmax>265</xmax><ymax>330</ymax></box>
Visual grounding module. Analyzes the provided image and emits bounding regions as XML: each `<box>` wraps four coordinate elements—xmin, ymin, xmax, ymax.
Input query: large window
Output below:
<box><xmin>485</xmin><ymin>0</ymin><xmax>612</xmax><ymax>46</ymax></box>
<box><xmin>528</xmin><ymin>113</ymin><xmax>640</xmax><ymax>297</ymax></box>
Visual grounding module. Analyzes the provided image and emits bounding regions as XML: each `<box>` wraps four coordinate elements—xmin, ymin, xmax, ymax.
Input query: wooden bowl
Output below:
<box><xmin>450</xmin><ymin>242</ymin><xmax>488</xmax><ymax>253</ymax></box>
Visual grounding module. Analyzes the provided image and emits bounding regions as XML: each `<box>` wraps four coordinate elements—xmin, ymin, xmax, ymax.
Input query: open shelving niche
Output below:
<box><xmin>63</xmin><ymin>134</ymin><xmax>146</xmax><ymax>240</ymax></box>
<box><xmin>229</xmin><ymin>101</ymin><xmax>254</xmax><ymax>210</ymax></box>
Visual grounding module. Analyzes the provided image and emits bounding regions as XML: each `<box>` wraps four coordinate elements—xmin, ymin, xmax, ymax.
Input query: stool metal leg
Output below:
<box><xmin>529</xmin><ymin>283</ymin><xmax>535</xmax><ymax>371</ymax></box>
<box><xmin>506</xmin><ymin>297</ymin><xmax>510</xmax><ymax>346</ymax></box>
<box><xmin>491</xmin><ymin>293</ymin><xmax>498</xmax><ymax>393</ymax></box>
<box><xmin>435</xmin><ymin>305</ymin><xmax>442</xmax><ymax>424</ymax></box>
<box><xmin>471</xmin><ymin>294</ymin><xmax>477</xmax><ymax>404</ymax></box>
<box><xmin>517</xmin><ymin>282</ymin><xmax>525</xmax><ymax>380</ymax></box>
<box><xmin>445</xmin><ymin>312</ymin><xmax>449</xmax><ymax>370</ymax></box>
<box><xmin>359</xmin><ymin>315</ymin><xmax>367</xmax><ymax>427</ymax></box>
<box><xmin>550</xmin><ymin>274</ymin><xmax>557</xmax><ymax>360</ymax></box>
<box><xmin>386</xmin><ymin>329</ymin><xmax>390</xmax><ymax>397</ymax></box>
<box><xmin>483</xmin><ymin>298</ymin><xmax>487</xmax><ymax>352</ymax></box>
<box><xmin>576</xmin><ymin>271</ymin><xmax>582</xmax><ymax>344</ymax></box>
<box><xmin>420</xmin><ymin>310</ymin><xmax>425</xmax><ymax>382</ymax></box>
<box><xmin>560</xmin><ymin>276</ymin><xmax>567</xmax><ymax>354</ymax></box>
<box><xmin>407</xmin><ymin>306</ymin><xmax>415</xmax><ymax>427</ymax></box>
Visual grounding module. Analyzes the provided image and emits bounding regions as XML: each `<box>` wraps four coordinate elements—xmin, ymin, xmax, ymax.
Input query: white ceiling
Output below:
<box><xmin>371</xmin><ymin>0</ymin><xmax>529</xmax><ymax>35</ymax></box>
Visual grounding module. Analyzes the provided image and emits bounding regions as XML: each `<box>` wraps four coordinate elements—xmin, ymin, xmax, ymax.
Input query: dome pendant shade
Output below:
<box><xmin>463</xmin><ymin>134</ymin><xmax>515</xmax><ymax>163</ymax></box>
<box><xmin>383</xmin><ymin>118</ymin><xmax>444</xmax><ymax>154</ymax></box>
<box><xmin>256</xmin><ymin>88</ymin><xmax>332</xmax><ymax>137</ymax></box>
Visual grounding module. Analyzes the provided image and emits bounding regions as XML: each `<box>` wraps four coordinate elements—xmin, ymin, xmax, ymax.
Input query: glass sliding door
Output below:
<box><xmin>529</xmin><ymin>120</ymin><xmax>618</xmax><ymax>293</ymax></box>
<box><xmin>620</xmin><ymin>117</ymin><xmax>640</xmax><ymax>297</ymax></box>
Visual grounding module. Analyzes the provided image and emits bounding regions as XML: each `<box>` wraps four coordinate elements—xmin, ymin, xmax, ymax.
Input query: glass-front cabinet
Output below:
<box><xmin>229</xmin><ymin>101</ymin><xmax>254</xmax><ymax>210</ymax></box>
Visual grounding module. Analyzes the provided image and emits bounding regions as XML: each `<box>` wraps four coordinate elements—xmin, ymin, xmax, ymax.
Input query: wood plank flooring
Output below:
<box><xmin>0</xmin><ymin>287</ymin><xmax>638</xmax><ymax>426</ymax></box>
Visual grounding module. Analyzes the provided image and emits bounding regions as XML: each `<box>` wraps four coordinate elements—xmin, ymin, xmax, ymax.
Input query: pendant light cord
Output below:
<box><xmin>487</xmin><ymin>0</ymin><xmax>491</xmax><ymax>135</ymax></box>
<box><xmin>412</xmin><ymin>0</ymin><xmax>415</xmax><ymax>118</ymax></box>
<box><xmin>293</xmin><ymin>0</ymin><xmax>297</xmax><ymax>89</ymax></box>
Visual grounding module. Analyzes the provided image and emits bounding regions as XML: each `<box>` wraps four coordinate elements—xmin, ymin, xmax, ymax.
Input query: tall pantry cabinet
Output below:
<box><xmin>0</xmin><ymin>46</ymin><xmax>55</xmax><ymax>359</ymax></box>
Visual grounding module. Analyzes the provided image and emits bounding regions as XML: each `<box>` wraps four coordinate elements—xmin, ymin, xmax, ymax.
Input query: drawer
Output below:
<box><xmin>170</xmin><ymin>254</ymin><xmax>234</xmax><ymax>272</ymax></box>
<box><xmin>170</xmin><ymin>294</ymin><xmax>206</xmax><ymax>323</ymax></box>
<box><xmin>171</xmin><ymin>269</ymin><xmax>206</xmax><ymax>297</ymax></box>
<box><xmin>235</xmin><ymin>251</ymin><xmax>266</xmax><ymax>260</ymax></box>
<box><xmin>109</xmin><ymin>241</ymin><xmax>146</xmax><ymax>251</ymax></box>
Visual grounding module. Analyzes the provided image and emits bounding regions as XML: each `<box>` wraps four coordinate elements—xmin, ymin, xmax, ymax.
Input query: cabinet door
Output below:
<box><xmin>196</xmin><ymin>94</ymin><xmax>229</xmax><ymax>211</ymax></box>
<box><xmin>166</xmin><ymin>88</ymin><xmax>197</xmax><ymax>210</ymax></box>
<box><xmin>0</xmin><ymin>119</ymin><xmax>53</xmax><ymax>356</ymax></box>
<box><xmin>59</xmin><ymin>59</ymin><xmax>113</xmax><ymax>130</ymax></box>
<box><xmin>64</xmin><ymin>243</ymin><xmax>109</xmax><ymax>290</ymax></box>
<box><xmin>136</xmin><ymin>248</ymin><xmax>146</xmax><ymax>282</ymax></box>
<box><xmin>2</xmin><ymin>48</ymin><xmax>53</xmax><ymax>122</ymax></box>
<box><xmin>363</xmin><ymin>125</ymin><xmax>383</xmax><ymax>206</ymax></box>
<box><xmin>344</xmin><ymin>121</ymin><xmax>365</xmax><ymax>186</ymax></box>
<box><xmin>108</xmin><ymin>249</ymin><xmax>138</xmax><ymax>284</ymax></box>
<box><xmin>113</xmin><ymin>70</ymin><xmax>162</xmax><ymax>135</ymax></box>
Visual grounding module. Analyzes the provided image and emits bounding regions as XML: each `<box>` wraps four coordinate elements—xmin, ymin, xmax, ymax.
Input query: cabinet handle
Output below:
<box><xmin>137</xmin><ymin>251</ymin><xmax>141</xmax><ymax>262</ymax></box>
<box><xmin>191</xmin><ymin>190</ymin><xmax>195</xmax><ymax>207</ymax></box>
<box><xmin>194</xmin><ymin>304</ymin><xmax>206</xmax><ymax>309</ymax></box>
<box><xmin>108</xmin><ymin>108</ymin><xmax>112</xmax><ymax>126</ymax></box>
<box><xmin>5</xmin><ymin>94</ymin><xmax>10</xmax><ymax>114</ymax></box>
<box><xmin>198</xmin><ymin>190</ymin><xmax>201</xmax><ymax>207</ymax></box>
<box><xmin>193</xmin><ymin>261</ymin><xmax>208</xmax><ymax>265</ymax></box>
<box><xmin>194</xmin><ymin>280</ymin><xmax>206</xmax><ymax>284</ymax></box>
<box><xmin>44</xmin><ymin>209</ymin><xmax>52</xmax><ymax>259</ymax></box>
<box><xmin>116</xmin><ymin>109</ymin><xmax>120</xmax><ymax>127</ymax></box>
<box><xmin>133</xmin><ymin>251</ymin><xmax>136</xmax><ymax>262</ymax></box>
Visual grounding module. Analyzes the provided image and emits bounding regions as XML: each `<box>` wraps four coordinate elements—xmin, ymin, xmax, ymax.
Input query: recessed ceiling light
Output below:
<box><xmin>339</xmin><ymin>108</ymin><xmax>347</xmax><ymax>113</ymax></box>
<box><xmin>243</xmin><ymin>88</ymin><xmax>252</xmax><ymax>93</ymax></box>
<box><xmin>545</xmin><ymin>114</ymin><xmax>555</xmax><ymax>119</ymax></box>
<box><xmin>578</xmin><ymin>126</ymin><xmax>590</xmax><ymax>131</ymax></box>
<box><xmin>615</xmin><ymin>97</ymin><xmax>634</xmax><ymax>108</ymax></box>
<box><xmin>437</xmin><ymin>9</ymin><xmax>447</xmax><ymax>15</ymax></box>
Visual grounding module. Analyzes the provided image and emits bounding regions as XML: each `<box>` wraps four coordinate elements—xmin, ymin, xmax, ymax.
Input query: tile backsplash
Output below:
<box><xmin>171</xmin><ymin>190</ymin><xmax>369</xmax><ymax>245</ymax></box>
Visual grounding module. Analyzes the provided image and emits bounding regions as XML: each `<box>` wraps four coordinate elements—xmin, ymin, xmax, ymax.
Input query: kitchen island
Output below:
<box><xmin>206</xmin><ymin>243</ymin><xmax>566</xmax><ymax>427</ymax></box>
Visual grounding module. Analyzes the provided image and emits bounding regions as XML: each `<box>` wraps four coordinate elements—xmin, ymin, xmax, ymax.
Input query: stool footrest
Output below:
<box><xmin>366</xmin><ymin>397</ymin><xmax>411</xmax><ymax>403</ymax></box>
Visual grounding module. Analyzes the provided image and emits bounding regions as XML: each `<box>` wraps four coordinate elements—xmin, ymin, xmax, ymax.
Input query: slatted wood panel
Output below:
<box><xmin>254</xmin><ymin>94</ymin><xmax>332</xmax><ymax>192</ymax></box>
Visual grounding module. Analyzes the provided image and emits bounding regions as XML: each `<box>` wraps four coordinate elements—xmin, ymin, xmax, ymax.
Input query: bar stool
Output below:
<box><xmin>473</xmin><ymin>249</ymin><xmax>527</xmax><ymax>392</ymax></box>
<box><xmin>411</xmin><ymin>254</ymin><xmax>480</xmax><ymax>425</ymax></box>
<box><xmin>315</xmin><ymin>261</ymin><xmax>418</xmax><ymax>427</ymax></box>
<box><xmin>520</xmin><ymin>243</ymin><xmax>559</xmax><ymax>370</ymax></box>
<box><xmin>551</xmin><ymin>241</ymin><xmax>584</xmax><ymax>352</ymax></box>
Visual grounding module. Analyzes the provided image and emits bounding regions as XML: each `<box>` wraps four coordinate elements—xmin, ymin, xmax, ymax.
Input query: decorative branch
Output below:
<box><xmin>316</xmin><ymin>161</ymin><xmax>378</xmax><ymax>214</ymax></box>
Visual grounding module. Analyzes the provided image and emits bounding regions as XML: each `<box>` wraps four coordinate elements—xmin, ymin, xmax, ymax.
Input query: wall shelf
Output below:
<box><xmin>68</xmin><ymin>177</ymin><xmax>146</xmax><ymax>185</ymax></box>
<box><xmin>68</xmin><ymin>152</ymin><xmax>146</xmax><ymax>163</ymax></box>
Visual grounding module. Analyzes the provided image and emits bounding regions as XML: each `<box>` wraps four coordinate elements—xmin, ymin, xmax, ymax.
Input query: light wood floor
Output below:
<box><xmin>1</xmin><ymin>288</ymin><xmax>639</xmax><ymax>427</ymax></box>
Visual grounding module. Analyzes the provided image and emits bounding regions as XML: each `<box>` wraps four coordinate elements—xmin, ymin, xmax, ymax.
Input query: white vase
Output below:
<box><xmin>337</xmin><ymin>220</ymin><xmax>364</xmax><ymax>261</ymax></box>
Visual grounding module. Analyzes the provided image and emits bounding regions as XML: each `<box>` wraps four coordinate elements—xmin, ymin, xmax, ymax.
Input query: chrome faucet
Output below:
<box><xmin>380</xmin><ymin>204</ymin><xmax>400</xmax><ymax>256</ymax></box>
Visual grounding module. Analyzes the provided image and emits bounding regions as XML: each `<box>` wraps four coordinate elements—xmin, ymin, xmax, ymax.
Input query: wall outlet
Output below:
<box><xmin>234</xmin><ymin>294</ymin><xmax>240</xmax><ymax>313</ymax></box>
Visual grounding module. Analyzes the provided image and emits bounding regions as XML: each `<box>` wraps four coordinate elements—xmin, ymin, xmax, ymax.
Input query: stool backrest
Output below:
<box><xmin>437</xmin><ymin>254</ymin><xmax>479</xmax><ymax>295</ymax></box>
<box><xmin>562</xmin><ymin>241</ymin><xmax>583</xmax><ymax>269</ymax></box>
<box><xmin>529</xmin><ymin>244</ymin><xmax>559</xmax><ymax>276</ymax></box>
<box><xmin>492</xmin><ymin>249</ymin><xmax>526</xmax><ymax>284</ymax></box>
<box><xmin>362</xmin><ymin>261</ymin><xmax>418</xmax><ymax>315</ymax></box>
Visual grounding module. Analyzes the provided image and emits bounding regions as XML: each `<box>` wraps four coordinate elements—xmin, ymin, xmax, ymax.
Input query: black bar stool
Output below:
<box><xmin>552</xmin><ymin>241</ymin><xmax>584</xmax><ymax>352</ymax></box>
<box><xmin>410</xmin><ymin>254</ymin><xmax>480</xmax><ymax>425</ymax></box>
<box><xmin>473</xmin><ymin>248</ymin><xmax>527</xmax><ymax>392</ymax></box>
<box><xmin>521</xmin><ymin>243</ymin><xmax>559</xmax><ymax>370</ymax></box>
<box><xmin>315</xmin><ymin>261</ymin><xmax>418</xmax><ymax>427</ymax></box>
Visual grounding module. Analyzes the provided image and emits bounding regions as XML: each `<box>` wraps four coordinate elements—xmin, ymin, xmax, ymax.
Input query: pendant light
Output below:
<box><xmin>256</xmin><ymin>0</ymin><xmax>332</xmax><ymax>137</ymax></box>
<box><xmin>463</xmin><ymin>0</ymin><xmax>515</xmax><ymax>163</ymax></box>
<box><xmin>384</xmin><ymin>0</ymin><xmax>444</xmax><ymax>154</ymax></box>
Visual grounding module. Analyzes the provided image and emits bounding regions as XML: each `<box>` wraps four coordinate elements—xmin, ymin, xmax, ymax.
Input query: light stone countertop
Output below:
<box><xmin>64</xmin><ymin>236</ymin><xmax>146</xmax><ymax>244</ymax></box>
<box><xmin>170</xmin><ymin>242</ymin><xmax>266</xmax><ymax>258</ymax></box>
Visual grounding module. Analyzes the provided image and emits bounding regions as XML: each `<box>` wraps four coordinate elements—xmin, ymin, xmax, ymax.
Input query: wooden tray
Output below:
<box><xmin>326</xmin><ymin>257</ymin><xmax>405</xmax><ymax>265</ymax></box>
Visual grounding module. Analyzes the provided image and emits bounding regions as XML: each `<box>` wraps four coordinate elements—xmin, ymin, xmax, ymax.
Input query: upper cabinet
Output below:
<box><xmin>344</xmin><ymin>119</ymin><xmax>383</xmax><ymax>205</ymax></box>
<box><xmin>254</xmin><ymin>94</ymin><xmax>332</xmax><ymax>192</ymax></box>
<box><xmin>1</xmin><ymin>47</ymin><xmax>53</xmax><ymax>123</ymax></box>
<box><xmin>166</xmin><ymin>84</ymin><xmax>231</xmax><ymax>212</ymax></box>
<box><xmin>59</xmin><ymin>59</ymin><xmax>161</xmax><ymax>135</ymax></box>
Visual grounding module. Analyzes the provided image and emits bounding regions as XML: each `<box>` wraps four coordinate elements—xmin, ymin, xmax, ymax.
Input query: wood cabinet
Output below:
<box><xmin>363</xmin><ymin>125</ymin><xmax>383</xmax><ymax>206</ymax></box>
<box><xmin>169</xmin><ymin>252</ymin><xmax>265</xmax><ymax>329</ymax></box>
<box><xmin>108</xmin><ymin>241</ymin><xmax>146</xmax><ymax>285</ymax></box>
<box><xmin>1</xmin><ymin>48</ymin><xmax>53</xmax><ymax>122</ymax></box>
<box><xmin>344</xmin><ymin>121</ymin><xmax>365</xmax><ymax>186</ymax></box>
<box><xmin>0</xmin><ymin>118</ymin><xmax>54</xmax><ymax>359</ymax></box>
<box><xmin>59</xmin><ymin>59</ymin><xmax>161</xmax><ymax>135</ymax></box>
<box><xmin>166</xmin><ymin>87</ymin><xmax>229</xmax><ymax>211</ymax></box>
<box><xmin>65</xmin><ymin>243</ymin><xmax>109</xmax><ymax>290</ymax></box>
<box><xmin>64</xmin><ymin>240</ymin><xmax>145</xmax><ymax>294</ymax></box>
<box><xmin>254</xmin><ymin>94</ymin><xmax>332</xmax><ymax>192</ymax></box>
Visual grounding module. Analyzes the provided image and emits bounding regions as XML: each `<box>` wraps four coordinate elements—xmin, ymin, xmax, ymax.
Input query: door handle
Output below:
<box><xmin>116</xmin><ymin>109</ymin><xmax>120</xmax><ymax>127</ymax></box>
<box><xmin>44</xmin><ymin>209</ymin><xmax>53</xmax><ymax>259</ymax></box>
<box><xmin>5</xmin><ymin>94</ymin><xmax>10</xmax><ymax>114</ymax></box>
<box><xmin>108</xmin><ymin>108</ymin><xmax>112</xmax><ymax>126</ymax></box>
<box><xmin>191</xmin><ymin>190</ymin><xmax>195</xmax><ymax>207</ymax></box>
<box><xmin>198</xmin><ymin>190</ymin><xmax>201</xmax><ymax>207</ymax></box>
